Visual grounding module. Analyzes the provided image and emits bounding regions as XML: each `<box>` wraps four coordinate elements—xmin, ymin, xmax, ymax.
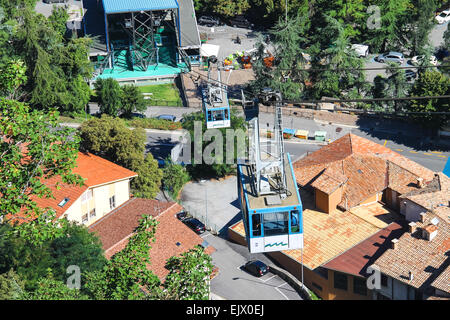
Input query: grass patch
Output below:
<box><xmin>138</xmin><ymin>83</ymin><xmax>182</xmax><ymax>106</ymax></box>
<box><xmin>58</xmin><ymin>113</ymin><xmax>92</xmax><ymax>124</ymax></box>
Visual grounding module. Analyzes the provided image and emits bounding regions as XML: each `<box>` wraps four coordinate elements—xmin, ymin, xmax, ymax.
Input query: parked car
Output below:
<box><xmin>351</xmin><ymin>44</ymin><xmax>369</xmax><ymax>57</ymax></box>
<box><xmin>156</xmin><ymin>114</ymin><xmax>176</xmax><ymax>122</ymax></box>
<box><xmin>410</xmin><ymin>55</ymin><xmax>438</xmax><ymax>66</ymax></box>
<box><xmin>243</xmin><ymin>260</ymin><xmax>269</xmax><ymax>277</ymax></box>
<box><xmin>375</xmin><ymin>51</ymin><xmax>404</xmax><ymax>64</ymax></box>
<box><xmin>197</xmin><ymin>15</ymin><xmax>221</xmax><ymax>27</ymax></box>
<box><xmin>176</xmin><ymin>211</ymin><xmax>189</xmax><ymax>221</ymax></box>
<box><xmin>435</xmin><ymin>10</ymin><xmax>450</xmax><ymax>24</ymax></box>
<box><xmin>227</xmin><ymin>15</ymin><xmax>254</xmax><ymax>29</ymax></box>
<box><xmin>183</xmin><ymin>218</ymin><xmax>206</xmax><ymax>234</ymax></box>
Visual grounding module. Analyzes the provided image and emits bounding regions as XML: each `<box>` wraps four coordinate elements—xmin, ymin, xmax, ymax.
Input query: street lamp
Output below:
<box><xmin>200</xmin><ymin>179</ymin><xmax>208</xmax><ymax>229</ymax></box>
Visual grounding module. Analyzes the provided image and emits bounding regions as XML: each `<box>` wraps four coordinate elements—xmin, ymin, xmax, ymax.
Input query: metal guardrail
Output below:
<box><xmin>146</xmin><ymin>99</ymin><xmax>183</xmax><ymax>107</ymax></box>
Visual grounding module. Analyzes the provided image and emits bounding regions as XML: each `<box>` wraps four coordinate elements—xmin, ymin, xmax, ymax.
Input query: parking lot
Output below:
<box><xmin>204</xmin><ymin>232</ymin><xmax>303</xmax><ymax>300</ymax></box>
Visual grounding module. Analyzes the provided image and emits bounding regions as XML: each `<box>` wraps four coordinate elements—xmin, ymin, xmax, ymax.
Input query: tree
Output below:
<box><xmin>364</xmin><ymin>0</ymin><xmax>410</xmax><ymax>53</ymax></box>
<box><xmin>385</xmin><ymin>62</ymin><xmax>411</xmax><ymax>112</ymax></box>
<box><xmin>0</xmin><ymin>59</ymin><xmax>27</xmax><ymax>99</ymax></box>
<box><xmin>83</xmin><ymin>215</ymin><xmax>161</xmax><ymax>299</ymax></box>
<box><xmin>407</xmin><ymin>0</ymin><xmax>437</xmax><ymax>56</ymax></box>
<box><xmin>0</xmin><ymin>99</ymin><xmax>83</xmax><ymax>221</ymax></box>
<box><xmin>181</xmin><ymin>109</ymin><xmax>247</xmax><ymax>178</ymax></box>
<box><xmin>0</xmin><ymin>215</ymin><xmax>107</xmax><ymax>291</ymax></box>
<box><xmin>251</xmin><ymin>15</ymin><xmax>309</xmax><ymax>100</ymax></box>
<box><xmin>309</xmin><ymin>15</ymin><xmax>367</xmax><ymax>100</ymax></box>
<box><xmin>79</xmin><ymin>115</ymin><xmax>163</xmax><ymax>198</ymax></box>
<box><xmin>120</xmin><ymin>84</ymin><xmax>147</xmax><ymax>118</ymax></box>
<box><xmin>22</xmin><ymin>270</ymin><xmax>89</xmax><ymax>300</ymax></box>
<box><xmin>0</xmin><ymin>269</ymin><xmax>25</xmax><ymax>300</ymax></box>
<box><xmin>47</xmin><ymin>5</ymin><xmax>69</xmax><ymax>37</ymax></box>
<box><xmin>132</xmin><ymin>154</ymin><xmax>163</xmax><ymax>199</ymax></box>
<box><xmin>159</xmin><ymin>246</ymin><xmax>214</xmax><ymax>300</ymax></box>
<box><xmin>94</xmin><ymin>78</ymin><xmax>123</xmax><ymax>117</ymax></box>
<box><xmin>162</xmin><ymin>158</ymin><xmax>190</xmax><ymax>199</ymax></box>
<box><xmin>408</xmin><ymin>70</ymin><xmax>450</xmax><ymax>130</ymax></box>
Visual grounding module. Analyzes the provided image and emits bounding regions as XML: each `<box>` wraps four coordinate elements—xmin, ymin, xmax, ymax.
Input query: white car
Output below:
<box><xmin>351</xmin><ymin>44</ymin><xmax>369</xmax><ymax>57</ymax></box>
<box><xmin>435</xmin><ymin>10</ymin><xmax>450</xmax><ymax>24</ymax></box>
<box><xmin>411</xmin><ymin>55</ymin><xmax>438</xmax><ymax>66</ymax></box>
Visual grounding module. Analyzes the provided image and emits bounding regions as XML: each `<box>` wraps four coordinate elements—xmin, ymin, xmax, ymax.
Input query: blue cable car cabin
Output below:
<box><xmin>237</xmin><ymin>153</ymin><xmax>303</xmax><ymax>253</ymax></box>
<box><xmin>202</xmin><ymin>87</ymin><xmax>231</xmax><ymax>129</ymax></box>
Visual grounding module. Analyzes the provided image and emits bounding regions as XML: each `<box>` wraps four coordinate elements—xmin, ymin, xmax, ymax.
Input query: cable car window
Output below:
<box><xmin>207</xmin><ymin>111</ymin><xmax>212</xmax><ymax>122</ymax></box>
<box><xmin>212</xmin><ymin>110</ymin><xmax>224</xmax><ymax>121</ymax></box>
<box><xmin>263</xmin><ymin>212</ymin><xmax>288</xmax><ymax>236</ymax></box>
<box><xmin>290</xmin><ymin>210</ymin><xmax>300</xmax><ymax>233</ymax></box>
<box><xmin>224</xmin><ymin>109</ymin><xmax>229</xmax><ymax>120</ymax></box>
<box><xmin>252</xmin><ymin>214</ymin><xmax>261</xmax><ymax>237</ymax></box>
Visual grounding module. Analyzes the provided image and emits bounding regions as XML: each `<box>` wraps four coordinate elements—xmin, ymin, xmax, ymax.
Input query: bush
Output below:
<box><xmin>128</xmin><ymin>118</ymin><xmax>182</xmax><ymax>131</ymax></box>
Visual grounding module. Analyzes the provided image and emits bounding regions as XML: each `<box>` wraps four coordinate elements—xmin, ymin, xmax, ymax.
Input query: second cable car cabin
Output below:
<box><xmin>202</xmin><ymin>60</ymin><xmax>231</xmax><ymax>129</ymax></box>
<box><xmin>237</xmin><ymin>153</ymin><xmax>303</xmax><ymax>253</ymax></box>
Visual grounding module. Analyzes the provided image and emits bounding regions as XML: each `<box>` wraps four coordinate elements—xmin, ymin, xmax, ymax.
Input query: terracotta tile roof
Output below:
<box><xmin>401</xmin><ymin>173</ymin><xmax>450</xmax><ymax>224</ymax></box>
<box><xmin>293</xmin><ymin>134</ymin><xmax>435</xmax><ymax>210</ymax></box>
<box><xmin>375</xmin><ymin>212</ymin><xmax>449</xmax><ymax>291</ymax></box>
<box><xmin>6</xmin><ymin>152</ymin><xmax>137</xmax><ymax>223</ymax></box>
<box><xmin>89</xmin><ymin>198</ymin><xmax>215</xmax><ymax>280</ymax></box>
<box><xmin>431</xmin><ymin>265</ymin><xmax>450</xmax><ymax>293</ymax></box>
<box><xmin>73</xmin><ymin>152</ymin><xmax>138</xmax><ymax>187</ymax></box>
<box><xmin>323</xmin><ymin>222</ymin><xmax>405</xmax><ymax>277</ymax></box>
<box><xmin>229</xmin><ymin>190</ymin><xmax>382</xmax><ymax>270</ymax></box>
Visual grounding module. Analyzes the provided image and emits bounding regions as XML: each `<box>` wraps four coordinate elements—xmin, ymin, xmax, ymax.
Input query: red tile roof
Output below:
<box><xmin>7</xmin><ymin>152</ymin><xmax>137</xmax><ymax>223</ymax></box>
<box><xmin>323</xmin><ymin>222</ymin><xmax>405</xmax><ymax>277</ymax></box>
<box><xmin>89</xmin><ymin>198</ymin><xmax>215</xmax><ymax>280</ymax></box>
<box><xmin>73</xmin><ymin>152</ymin><xmax>138</xmax><ymax>187</ymax></box>
<box><xmin>293</xmin><ymin>134</ymin><xmax>435</xmax><ymax>209</ymax></box>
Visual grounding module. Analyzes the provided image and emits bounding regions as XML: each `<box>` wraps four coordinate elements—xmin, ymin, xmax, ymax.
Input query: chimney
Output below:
<box><xmin>408</xmin><ymin>271</ymin><xmax>414</xmax><ymax>281</ymax></box>
<box><xmin>408</xmin><ymin>222</ymin><xmax>417</xmax><ymax>233</ymax></box>
<box><xmin>419</xmin><ymin>212</ymin><xmax>426</xmax><ymax>223</ymax></box>
<box><xmin>391</xmin><ymin>238</ymin><xmax>399</xmax><ymax>250</ymax></box>
<box><xmin>416</xmin><ymin>177</ymin><xmax>424</xmax><ymax>188</ymax></box>
<box><xmin>422</xmin><ymin>224</ymin><xmax>438</xmax><ymax>241</ymax></box>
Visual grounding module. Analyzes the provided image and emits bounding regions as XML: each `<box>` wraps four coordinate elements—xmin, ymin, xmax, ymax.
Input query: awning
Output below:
<box><xmin>200</xmin><ymin>44</ymin><xmax>220</xmax><ymax>57</ymax></box>
<box><xmin>102</xmin><ymin>0</ymin><xmax>178</xmax><ymax>14</ymax></box>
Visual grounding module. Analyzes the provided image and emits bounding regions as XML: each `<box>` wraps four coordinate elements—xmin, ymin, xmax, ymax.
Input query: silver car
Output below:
<box><xmin>375</xmin><ymin>51</ymin><xmax>404</xmax><ymax>64</ymax></box>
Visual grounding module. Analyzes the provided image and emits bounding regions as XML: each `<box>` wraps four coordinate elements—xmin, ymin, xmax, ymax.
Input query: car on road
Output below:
<box><xmin>183</xmin><ymin>218</ymin><xmax>206</xmax><ymax>234</ymax></box>
<box><xmin>197</xmin><ymin>15</ymin><xmax>221</xmax><ymax>27</ymax></box>
<box><xmin>156</xmin><ymin>114</ymin><xmax>176</xmax><ymax>122</ymax></box>
<box><xmin>410</xmin><ymin>55</ymin><xmax>438</xmax><ymax>66</ymax></box>
<box><xmin>226</xmin><ymin>15</ymin><xmax>254</xmax><ymax>29</ymax></box>
<box><xmin>351</xmin><ymin>44</ymin><xmax>369</xmax><ymax>57</ymax></box>
<box><xmin>244</xmin><ymin>260</ymin><xmax>269</xmax><ymax>277</ymax></box>
<box><xmin>435</xmin><ymin>10</ymin><xmax>450</xmax><ymax>24</ymax></box>
<box><xmin>375</xmin><ymin>51</ymin><xmax>405</xmax><ymax>64</ymax></box>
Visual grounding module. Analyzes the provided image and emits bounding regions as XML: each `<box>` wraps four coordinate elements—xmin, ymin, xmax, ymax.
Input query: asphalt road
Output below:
<box><xmin>203</xmin><ymin>232</ymin><xmax>303</xmax><ymax>300</ymax></box>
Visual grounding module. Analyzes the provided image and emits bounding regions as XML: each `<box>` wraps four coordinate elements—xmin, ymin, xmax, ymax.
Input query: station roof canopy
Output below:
<box><xmin>102</xmin><ymin>0</ymin><xmax>179</xmax><ymax>14</ymax></box>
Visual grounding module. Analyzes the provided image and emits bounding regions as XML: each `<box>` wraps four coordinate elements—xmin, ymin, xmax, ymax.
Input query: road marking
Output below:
<box><xmin>409</xmin><ymin>151</ymin><xmax>418</xmax><ymax>154</ymax></box>
<box><xmin>383</xmin><ymin>140</ymin><xmax>387</xmax><ymax>147</ymax></box>
<box><xmin>395</xmin><ymin>149</ymin><xmax>404</xmax><ymax>152</ymax></box>
<box><xmin>275</xmin><ymin>285</ymin><xmax>290</xmax><ymax>300</ymax></box>
<box><xmin>423</xmin><ymin>153</ymin><xmax>432</xmax><ymax>156</ymax></box>
<box><xmin>431</xmin><ymin>151</ymin><xmax>442</xmax><ymax>154</ymax></box>
<box><xmin>437</xmin><ymin>155</ymin><xmax>447</xmax><ymax>158</ymax></box>
<box><xmin>261</xmin><ymin>275</ymin><xmax>276</xmax><ymax>283</ymax></box>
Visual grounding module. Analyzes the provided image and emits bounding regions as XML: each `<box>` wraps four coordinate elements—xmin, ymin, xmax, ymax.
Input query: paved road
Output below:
<box><xmin>203</xmin><ymin>232</ymin><xmax>303</xmax><ymax>300</ymax></box>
